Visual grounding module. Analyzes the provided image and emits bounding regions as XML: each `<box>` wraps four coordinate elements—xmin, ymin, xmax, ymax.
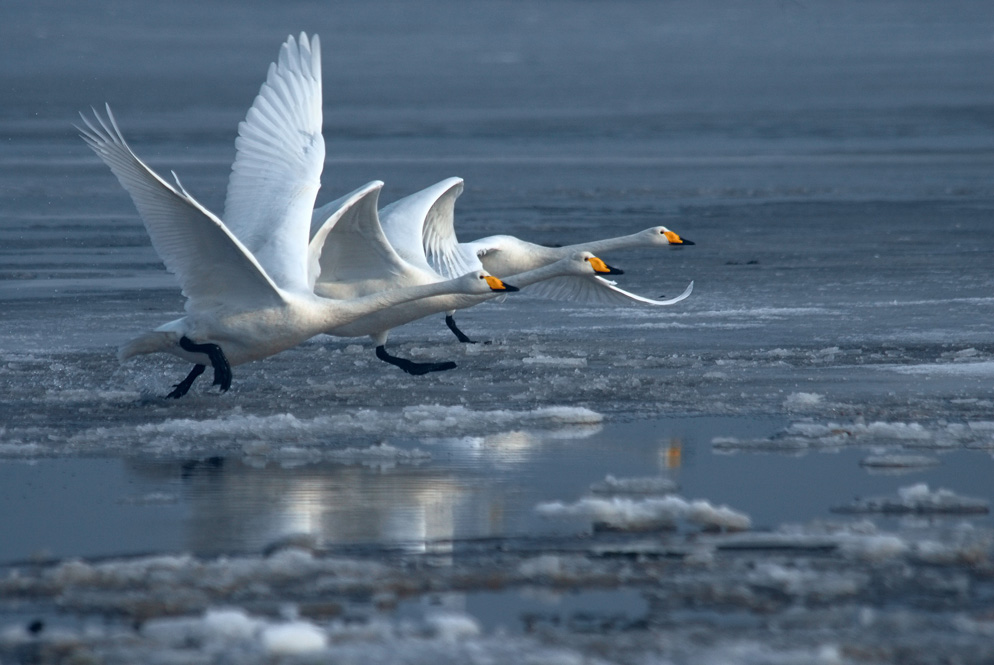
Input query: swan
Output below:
<box><xmin>378</xmin><ymin>177</ymin><xmax>694</xmax><ymax>342</ymax></box>
<box><xmin>307</xmin><ymin>182</ymin><xmax>622</xmax><ymax>375</ymax></box>
<box><xmin>78</xmin><ymin>34</ymin><xmax>516</xmax><ymax>397</ymax></box>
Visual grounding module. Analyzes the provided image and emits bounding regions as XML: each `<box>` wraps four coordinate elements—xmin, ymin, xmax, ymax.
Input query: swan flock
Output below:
<box><xmin>80</xmin><ymin>33</ymin><xmax>695</xmax><ymax>397</ymax></box>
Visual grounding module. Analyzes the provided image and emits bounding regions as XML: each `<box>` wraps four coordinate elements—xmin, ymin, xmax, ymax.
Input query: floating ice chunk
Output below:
<box><xmin>859</xmin><ymin>454</ymin><xmax>940</xmax><ymax>469</ymax></box>
<box><xmin>833</xmin><ymin>483</ymin><xmax>989</xmax><ymax>515</ymax></box>
<box><xmin>61</xmin><ymin>405</ymin><xmax>604</xmax><ymax>456</ymax></box>
<box><xmin>0</xmin><ymin>442</ymin><xmax>45</xmax><ymax>457</ymax></box>
<box><xmin>536</xmin><ymin>495</ymin><xmax>750</xmax><ymax>531</ymax></box>
<box><xmin>746</xmin><ymin>562</ymin><xmax>862</xmax><ymax>598</ymax></box>
<box><xmin>143</xmin><ymin>607</ymin><xmax>328</xmax><ymax>655</ymax></box>
<box><xmin>260</xmin><ymin>620</ymin><xmax>328</xmax><ymax>655</ymax></box>
<box><xmin>143</xmin><ymin>607</ymin><xmax>265</xmax><ymax>648</ymax></box>
<box><xmin>423</xmin><ymin>612</ymin><xmax>481</xmax><ymax>642</ymax></box>
<box><xmin>118</xmin><ymin>492</ymin><xmax>180</xmax><ymax>505</ymax></box>
<box><xmin>784</xmin><ymin>392</ymin><xmax>824</xmax><ymax>408</ymax></box>
<box><xmin>589</xmin><ymin>474</ymin><xmax>678</xmax><ymax>495</ymax></box>
<box><xmin>697</xmin><ymin>643</ymin><xmax>845</xmax><ymax>665</ymax></box>
<box><xmin>325</xmin><ymin>443</ymin><xmax>431</xmax><ymax>464</ymax></box>
<box><xmin>941</xmin><ymin>347</ymin><xmax>981</xmax><ymax>360</ymax></box>
<box><xmin>401</xmin><ymin>405</ymin><xmax>603</xmax><ymax>431</ymax></box>
<box><xmin>887</xmin><ymin>361</ymin><xmax>994</xmax><ymax>376</ymax></box>
<box><xmin>202</xmin><ymin>608</ymin><xmax>264</xmax><ymax>642</ymax></box>
<box><xmin>968</xmin><ymin>421</ymin><xmax>994</xmax><ymax>432</ymax></box>
<box><xmin>522</xmin><ymin>355</ymin><xmax>588</xmax><ymax>367</ymax></box>
<box><xmin>713</xmin><ymin>419</ymin><xmax>973</xmax><ymax>451</ymax></box>
<box><xmin>517</xmin><ymin>554</ymin><xmax>566</xmax><ymax>579</ymax></box>
<box><xmin>837</xmin><ymin>534</ymin><xmax>909</xmax><ymax>562</ymax></box>
<box><xmin>44</xmin><ymin>389</ymin><xmax>141</xmax><ymax>403</ymax></box>
<box><xmin>911</xmin><ymin>528</ymin><xmax>994</xmax><ymax>565</ymax></box>
<box><xmin>864</xmin><ymin>422</ymin><xmax>932</xmax><ymax>441</ymax></box>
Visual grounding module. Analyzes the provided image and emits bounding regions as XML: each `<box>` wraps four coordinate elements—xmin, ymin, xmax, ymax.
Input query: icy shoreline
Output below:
<box><xmin>2</xmin><ymin>519</ymin><xmax>992</xmax><ymax>665</ymax></box>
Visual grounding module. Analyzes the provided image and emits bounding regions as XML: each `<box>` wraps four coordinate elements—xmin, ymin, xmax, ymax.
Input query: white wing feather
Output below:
<box><xmin>379</xmin><ymin>177</ymin><xmax>481</xmax><ymax>277</ymax></box>
<box><xmin>309</xmin><ymin>180</ymin><xmax>384</xmax><ymax>288</ymax></box>
<box><xmin>524</xmin><ymin>277</ymin><xmax>694</xmax><ymax>307</ymax></box>
<box><xmin>223</xmin><ymin>32</ymin><xmax>324</xmax><ymax>293</ymax></box>
<box><xmin>77</xmin><ymin>105</ymin><xmax>284</xmax><ymax>313</ymax></box>
<box><xmin>311</xmin><ymin>181</ymin><xmax>428</xmax><ymax>291</ymax></box>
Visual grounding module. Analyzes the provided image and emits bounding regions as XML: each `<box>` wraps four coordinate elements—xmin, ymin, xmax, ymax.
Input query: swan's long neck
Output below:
<box><xmin>560</xmin><ymin>232</ymin><xmax>645</xmax><ymax>256</ymax></box>
<box><xmin>317</xmin><ymin>280</ymin><xmax>471</xmax><ymax>328</ymax></box>
<box><xmin>504</xmin><ymin>260</ymin><xmax>580</xmax><ymax>288</ymax></box>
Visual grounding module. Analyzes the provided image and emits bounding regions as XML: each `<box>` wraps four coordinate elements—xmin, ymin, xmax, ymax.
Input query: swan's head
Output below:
<box><xmin>572</xmin><ymin>251</ymin><xmax>624</xmax><ymax>276</ymax></box>
<box><xmin>645</xmin><ymin>226</ymin><xmax>694</xmax><ymax>246</ymax></box>
<box><xmin>461</xmin><ymin>270</ymin><xmax>520</xmax><ymax>293</ymax></box>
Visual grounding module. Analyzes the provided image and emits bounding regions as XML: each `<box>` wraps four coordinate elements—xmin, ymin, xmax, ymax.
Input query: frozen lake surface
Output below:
<box><xmin>3</xmin><ymin>0</ymin><xmax>994</xmax><ymax>662</ymax></box>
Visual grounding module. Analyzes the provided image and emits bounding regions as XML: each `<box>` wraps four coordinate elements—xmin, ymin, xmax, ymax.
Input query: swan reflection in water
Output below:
<box><xmin>128</xmin><ymin>425</ymin><xmax>603</xmax><ymax>557</ymax></box>
<box><xmin>176</xmin><ymin>459</ymin><xmax>498</xmax><ymax>555</ymax></box>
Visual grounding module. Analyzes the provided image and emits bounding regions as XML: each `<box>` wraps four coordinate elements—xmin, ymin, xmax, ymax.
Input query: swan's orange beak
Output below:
<box><xmin>586</xmin><ymin>256</ymin><xmax>624</xmax><ymax>275</ymax></box>
<box><xmin>484</xmin><ymin>275</ymin><xmax>519</xmax><ymax>292</ymax></box>
<box><xmin>664</xmin><ymin>230</ymin><xmax>694</xmax><ymax>245</ymax></box>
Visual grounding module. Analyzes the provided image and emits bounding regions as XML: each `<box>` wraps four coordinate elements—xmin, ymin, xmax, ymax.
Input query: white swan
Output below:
<box><xmin>378</xmin><ymin>177</ymin><xmax>694</xmax><ymax>342</ymax></box>
<box><xmin>306</xmin><ymin>180</ymin><xmax>516</xmax><ymax>374</ymax></box>
<box><xmin>307</xmin><ymin>181</ymin><xmax>619</xmax><ymax>374</ymax></box>
<box><xmin>78</xmin><ymin>34</ymin><xmax>515</xmax><ymax>397</ymax></box>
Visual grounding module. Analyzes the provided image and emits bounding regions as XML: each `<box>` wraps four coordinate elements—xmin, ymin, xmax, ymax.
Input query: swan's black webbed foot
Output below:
<box><xmin>167</xmin><ymin>363</ymin><xmax>206</xmax><ymax>399</ymax></box>
<box><xmin>207</xmin><ymin>349</ymin><xmax>232</xmax><ymax>392</ymax></box>
<box><xmin>375</xmin><ymin>345</ymin><xmax>457</xmax><ymax>375</ymax></box>
<box><xmin>178</xmin><ymin>336</ymin><xmax>233</xmax><ymax>394</ymax></box>
<box><xmin>445</xmin><ymin>314</ymin><xmax>480</xmax><ymax>344</ymax></box>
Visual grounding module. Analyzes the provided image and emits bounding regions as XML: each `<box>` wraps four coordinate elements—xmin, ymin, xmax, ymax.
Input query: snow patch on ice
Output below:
<box><xmin>522</xmin><ymin>355</ymin><xmax>588</xmax><ymax>367</ymax></box>
<box><xmin>260</xmin><ymin>620</ymin><xmax>328</xmax><ymax>654</ymax></box>
<box><xmin>859</xmin><ymin>454</ymin><xmax>940</xmax><ymax>469</ymax></box>
<box><xmin>536</xmin><ymin>495</ymin><xmax>750</xmax><ymax>532</ymax></box>
<box><xmin>43</xmin><ymin>389</ymin><xmax>141</xmax><ymax>403</ymax></box>
<box><xmin>885</xmin><ymin>360</ymin><xmax>994</xmax><ymax>377</ymax></box>
<box><xmin>201</xmin><ymin>607</ymin><xmax>264</xmax><ymax>641</ymax></box>
<box><xmin>714</xmin><ymin>419</ymin><xmax>994</xmax><ymax>451</ymax></box>
<box><xmin>589</xmin><ymin>474</ymin><xmax>678</xmax><ymax>495</ymax></box>
<box><xmin>142</xmin><ymin>607</ymin><xmax>328</xmax><ymax>655</ymax></box>
<box><xmin>784</xmin><ymin>392</ymin><xmax>824</xmax><ymax>408</ymax></box>
<box><xmin>833</xmin><ymin>483</ymin><xmax>989</xmax><ymax>515</ymax></box>
<box><xmin>55</xmin><ymin>405</ymin><xmax>603</xmax><ymax>456</ymax></box>
<box><xmin>327</xmin><ymin>443</ymin><xmax>431</xmax><ymax>464</ymax></box>
<box><xmin>423</xmin><ymin>612</ymin><xmax>482</xmax><ymax>641</ymax></box>
<box><xmin>118</xmin><ymin>491</ymin><xmax>180</xmax><ymax>505</ymax></box>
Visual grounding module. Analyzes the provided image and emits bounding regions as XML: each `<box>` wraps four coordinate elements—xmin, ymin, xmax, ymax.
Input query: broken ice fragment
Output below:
<box><xmin>833</xmin><ymin>483</ymin><xmax>989</xmax><ymax>515</ymax></box>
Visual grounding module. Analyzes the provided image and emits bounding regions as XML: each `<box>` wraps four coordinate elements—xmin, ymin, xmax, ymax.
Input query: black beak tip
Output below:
<box><xmin>606</xmin><ymin>266</ymin><xmax>625</xmax><ymax>275</ymax></box>
<box><xmin>501</xmin><ymin>283</ymin><xmax>520</xmax><ymax>292</ymax></box>
<box><xmin>678</xmin><ymin>238</ymin><xmax>695</xmax><ymax>246</ymax></box>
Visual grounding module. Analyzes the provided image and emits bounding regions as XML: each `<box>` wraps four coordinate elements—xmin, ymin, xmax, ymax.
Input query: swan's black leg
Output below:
<box><xmin>445</xmin><ymin>314</ymin><xmax>478</xmax><ymax>344</ymax></box>
<box><xmin>167</xmin><ymin>364</ymin><xmax>206</xmax><ymax>399</ymax></box>
<box><xmin>178</xmin><ymin>336</ymin><xmax>233</xmax><ymax>393</ymax></box>
<box><xmin>375</xmin><ymin>345</ymin><xmax>457</xmax><ymax>375</ymax></box>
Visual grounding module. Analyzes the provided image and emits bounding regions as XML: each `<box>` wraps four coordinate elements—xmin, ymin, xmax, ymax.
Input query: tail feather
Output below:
<box><xmin>118</xmin><ymin>331</ymin><xmax>176</xmax><ymax>362</ymax></box>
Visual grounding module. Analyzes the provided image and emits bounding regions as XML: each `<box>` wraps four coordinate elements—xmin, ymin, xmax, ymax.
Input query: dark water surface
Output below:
<box><xmin>4</xmin><ymin>415</ymin><xmax>994</xmax><ymax>565</ymax></box>
<box><xmin>2</xmin><ymin>1</ymin><xmax>994</xmax><ymax>662</ymax></box>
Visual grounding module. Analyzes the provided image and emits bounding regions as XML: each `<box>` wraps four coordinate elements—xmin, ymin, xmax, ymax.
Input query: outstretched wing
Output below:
<box><xmin>379</xmin><ymin>177</ymin><xmax>481</xmax><ymax>278</ymax></box>
<box><xmin>309</xmin><ymin>181</ymin><xmax>430</xmax><ymax>296</ymax></box>
<box><xmin>524</xmin><ymin>277</ymin><xmax>694</xmax><ymax>307</ymax></box>
<box><xmin>223</xmin><ymin>32</ymin><xmax>324</xmax><ymax>293</ymax></box>
<box><xmin>78</xmin><ymin>105</ymin><xmax>284</xmax><ymax>313</ymax></box>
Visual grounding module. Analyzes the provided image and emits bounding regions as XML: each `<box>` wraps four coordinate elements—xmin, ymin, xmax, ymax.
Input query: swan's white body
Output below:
<box><xmin>80</xmin><ymin>34</ymin><xmax>508</xmax><ymax>393</ymax></box>
<box><xmin>308</xmin><ymin>181</ymin><xmax>624</xmax><ymax>344</ymax></box>
<box><xmin>379</xmin><ymin>177</ymin><xmax>694</xmax><ymax>308</ymax></box>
